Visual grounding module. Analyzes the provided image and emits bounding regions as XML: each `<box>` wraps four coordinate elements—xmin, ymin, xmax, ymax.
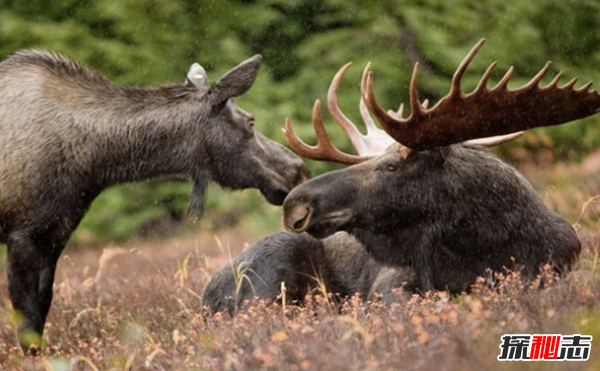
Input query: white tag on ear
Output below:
<box><xmin>186</xmin><ymin>63</ymin><xmax>207</xmax><ymax>88</ymax></box>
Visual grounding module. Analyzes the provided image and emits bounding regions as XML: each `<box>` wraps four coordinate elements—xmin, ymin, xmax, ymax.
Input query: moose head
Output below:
<box><xmin>180</xmin><ymin>55</ymin><xmax>311</xmax><ymax>209</ymax></box>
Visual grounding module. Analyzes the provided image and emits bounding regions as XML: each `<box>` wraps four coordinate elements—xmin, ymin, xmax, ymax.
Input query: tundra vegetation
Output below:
<box><xmin>1</xmin><ymin>216</ymin><xmax>600</xmax><ymax>369</ymax></box>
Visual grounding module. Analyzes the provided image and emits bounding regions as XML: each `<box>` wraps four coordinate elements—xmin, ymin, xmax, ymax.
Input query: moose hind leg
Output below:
<box><xmin>6</xmin><ymin>231</ymin><xmax>46</xmax><ymax>353</ymax></box>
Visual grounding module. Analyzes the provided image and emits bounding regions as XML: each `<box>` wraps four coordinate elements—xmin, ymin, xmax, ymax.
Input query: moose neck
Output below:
<box><xmin>68</xmin><ymin>87</ymin><xmax>207</xmax><ymax>188</ymax></box>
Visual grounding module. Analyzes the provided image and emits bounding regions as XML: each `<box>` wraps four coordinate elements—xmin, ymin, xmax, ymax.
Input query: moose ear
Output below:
<box><xmin>185</xmin><ymin>63</ymin><xmax>208</xmax><ymax>88</ymax></box>
<box><xmin>208</xmin><ymin>54</ymin><xmax>262</xmax><ymax>107</ymax></box>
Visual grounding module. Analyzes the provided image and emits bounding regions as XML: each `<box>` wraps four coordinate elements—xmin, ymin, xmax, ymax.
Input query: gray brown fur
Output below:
<box><xmin>201</xmin><ymin>232</ymin><xmax>416</xmax><ymax>314</ymax></box>
<box><xmin>0</xmin><ymin>50</ymin><xmax>308</xmax><ymax>351</ymax></box>
<box><xmin>201</xmin><ymin>233</ymin><xmax>329</xmax><ymax>315</ymax></box>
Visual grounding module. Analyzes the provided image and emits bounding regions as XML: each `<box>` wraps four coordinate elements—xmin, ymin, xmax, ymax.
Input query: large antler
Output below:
<box><xmin>363</xmin><ymin>38</ymin><xmax>600</xmax><ymax>151</ymax></box>
<box><xmin>284</xmin><ymin>63</ymin><xmax>394</xmax><ymax>164</ymax></box>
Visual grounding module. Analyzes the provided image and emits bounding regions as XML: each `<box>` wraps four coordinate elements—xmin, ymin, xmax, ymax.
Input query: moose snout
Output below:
<box><xmin>296</xmin><ymin>162</ymin><xmax>312</xmax><ymax>186</ymax></box>
<box><xmin>283</xmin><ymin>201</ymin><xmax>313</xmax><ymax>233</ymax></box>
<box><xmin>284</xmin><ymin>154</ymin><xmax>312</xmax><ymax>190</ymax></box>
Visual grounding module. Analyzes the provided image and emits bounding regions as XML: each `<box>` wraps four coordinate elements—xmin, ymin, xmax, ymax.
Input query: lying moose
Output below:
<box><xmin>202</xmin><ymin>39</ymin><xmax>600</xmax><ymax>314</ymax></box>
<box><xmin>0</xmin><ymin>51</ymin><xmax>309</xmax><ymax>352</ymax></box>
<box><xmin>202</xmin><ymin>231</ymin><xmax>414</xmax><ymax>314</ymax></box>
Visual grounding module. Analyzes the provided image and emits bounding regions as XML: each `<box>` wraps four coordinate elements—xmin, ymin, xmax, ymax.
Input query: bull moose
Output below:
<box><xmin>0</xmin><ymin>50</ymin><xmax>309</xmax><ymax>352</ymax></box>
<box><xmin>203</xmin><ymin>39</ymin><xmax>600</xmax><ymax>314</ymax></box>
<box><xmin>283</xmin><ymin>39</ymin><xmax>598</xmax><ymax>292</ymax></box>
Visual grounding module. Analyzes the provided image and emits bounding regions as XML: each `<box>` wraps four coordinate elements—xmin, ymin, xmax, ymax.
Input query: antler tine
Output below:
<box><xmin>577</xmin><ymin>81</ymin><xmax>593</xmax><ymax>93</ymax></box>
<box><xmin>361</xmin><ymin>61</ymin><xmax>406</xmax><ymax>124</ymax></box>
<box><xmin>363</xmin><ymin>68</ymin><xmax>406</xmax><ymax>139</ymax></box>
<box><xmin>327</xmin><ymin>63</ymin><xmax>366</xmax><ymax>150</ymax></box>
<box><xmin>360</xmin><ymin>62</ymin><xmax>373</xmax><ymax>111</ymax></box>
<box><xmin>358</xmin><ymin>96</ymin><xmax>396</xmax><ymax>152</ymax></box>
<box><xmin>359</xmin><ymin>63</ymin><xmax>383</xmax><ymax>133</ymax></box>
<box><xmin>547</xmin><ymin>71</ymin><xmax>564</xmax><ymax>87</ymax></box>
<box><xmin>473</xmin><ymin>62</ymin><xmax>498</xmax><ymax>94</ymax></box>
<box><xmin>451</xmin><ymin>38</ymin><xmax>486</xmax><ymax>96</ymax></box>
<box><xmin>466</xmin><ymin>131</ymin><xmax>524</xmax><ymax>147</ymax></box>
<box><xmin>397</xmin><ymin>103</ymin><xmax>405</xmax><ymax>118</ymax></box>
<box><xmin>493</xmin><ymin>66</ymin><xmax>515</xmax><ymax>90</ymax></box>
<box><xmin>561</xmin><ymin>77</ymin><xmax>579</xmax><ymax>90</ymax></box>
<box><xmin>523</xmin><ymin>62</ymin><xmax>552</xmax><ymax>90</ymax></box>
<box><xmin>283</xmin><ymin>100</ymin><xmax>368</xmax><ymax>165</ymax></box>
<box><xmin>359</xmin><ymin>97</ymin><xmax>379</xmax><ymax>133</ymax></box>
<box><xmin>409</xmin><ymin>63</ymin><xmax>424</xmax><ymax>117</ymax></box>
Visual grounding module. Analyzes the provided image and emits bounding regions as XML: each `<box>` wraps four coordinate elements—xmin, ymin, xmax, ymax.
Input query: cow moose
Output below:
<box><xmin>202</xmin><ymin>39</ymin><xmax>600</xmax><ymax>315</ymax></box>
<box><xmin>0</xmin><ymin>50</ymin><xmax>309</xmax><ymax>352</ymax></box>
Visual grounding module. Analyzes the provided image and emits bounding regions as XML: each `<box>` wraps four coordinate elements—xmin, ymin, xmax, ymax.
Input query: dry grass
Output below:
<box><xmin>2</xmin><ymin>159</ymin><xmax>600</xmax><ymax>370</ymax></box>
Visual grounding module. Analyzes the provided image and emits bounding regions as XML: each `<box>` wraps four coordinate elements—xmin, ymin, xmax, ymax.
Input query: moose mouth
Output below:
<box><xmin>261</xmin><ymin>169</ymin><xmax>310</xmax><ymax>206</ymax></box>
<box><xmin>261</xmin><ymin>187</ymin><xmax>289</xmax><ymax>206</ymax></box>
<box><xmin>285</xmin><ymin>207</ymin><xmax>353</xmax><ymax>239</ymax></box>
<box><xmin>260</xmin><ymin>177</ymin><xmax>295</xmax><ymax>205</ymax></box>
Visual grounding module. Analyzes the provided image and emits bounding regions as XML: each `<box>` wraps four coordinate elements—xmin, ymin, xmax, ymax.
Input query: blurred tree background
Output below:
<box><xmin>1</xmin><ymin>0</ymin><xmax>599</xmax><ymax>246</ymax></box>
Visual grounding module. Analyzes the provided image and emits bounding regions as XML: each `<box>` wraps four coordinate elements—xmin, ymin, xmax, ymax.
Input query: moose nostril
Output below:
<box><xmin>293</xmin><ymin>217</ymin><xmax>307</xmax><ymax>231</ymax></box>
<box><xmin>284</xmin><ymin>203</ymin><xmax>312</xmax><ymax>232</ymax></box>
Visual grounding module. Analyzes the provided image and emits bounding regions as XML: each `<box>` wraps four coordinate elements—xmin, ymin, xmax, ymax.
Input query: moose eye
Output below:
<box><xmin>247</xmin><ymin>118</ymin><xmax>255</xmax><ymax>129</ymax></box>
<box><xmin>386</xmin><ymin>163</ymin><xmax>398</xmax><ymax>172</ymax></box>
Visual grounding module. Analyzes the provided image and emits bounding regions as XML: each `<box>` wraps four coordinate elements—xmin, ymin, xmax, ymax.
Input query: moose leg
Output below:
<box><xmin>38</xmin><ymin>241</ymin><xmax>66</xmax><ymax>328</ymax></box>
<box><xmin>36</xmin><ymin>217</ymin><xmax>80</xmax><ymax>341</ymax></box>
<box><xmin>6</xmin><ymin>231</ymin><xmax>45</xmax><ymax>354</ymax></box>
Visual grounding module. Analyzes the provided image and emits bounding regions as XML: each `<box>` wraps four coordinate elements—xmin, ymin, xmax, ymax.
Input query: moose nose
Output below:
<box><xmin>286</xmin><ymin>157</ymin><xmax>311</xmax><ymax>190</ymax></box>
<box><xmin>283</xmin><ymin>202</ymin><xmax>313</xmax><ymax>233</ymax></box>
<box><xmin>297</xmin><ymin>163</ymin><xmax>311</xmax><ymax>185</ymax></box>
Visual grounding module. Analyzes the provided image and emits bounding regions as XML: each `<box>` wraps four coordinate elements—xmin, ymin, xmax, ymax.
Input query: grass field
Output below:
<box><xmin>2</xmin><ymin>156</ymin><xmax>600</xmax><ymax>370</ymax></box>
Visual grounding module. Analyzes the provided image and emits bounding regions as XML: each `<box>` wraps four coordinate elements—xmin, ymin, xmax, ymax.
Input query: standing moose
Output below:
<box><xmin>202</xmin><ymin>39</ymin><xmax>600</xmax><ymax>315</ymax></box>
<box><xmin>0</xmin><ymin>50</ymin><xmax>308</xmax><ymax>352</ymax></box>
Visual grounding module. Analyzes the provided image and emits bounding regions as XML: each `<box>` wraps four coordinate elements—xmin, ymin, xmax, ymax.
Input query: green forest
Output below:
<box><xmin>2</xmin><ymin>0</ymin><xmax>600</xmax><ymax>245</ymax></box>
